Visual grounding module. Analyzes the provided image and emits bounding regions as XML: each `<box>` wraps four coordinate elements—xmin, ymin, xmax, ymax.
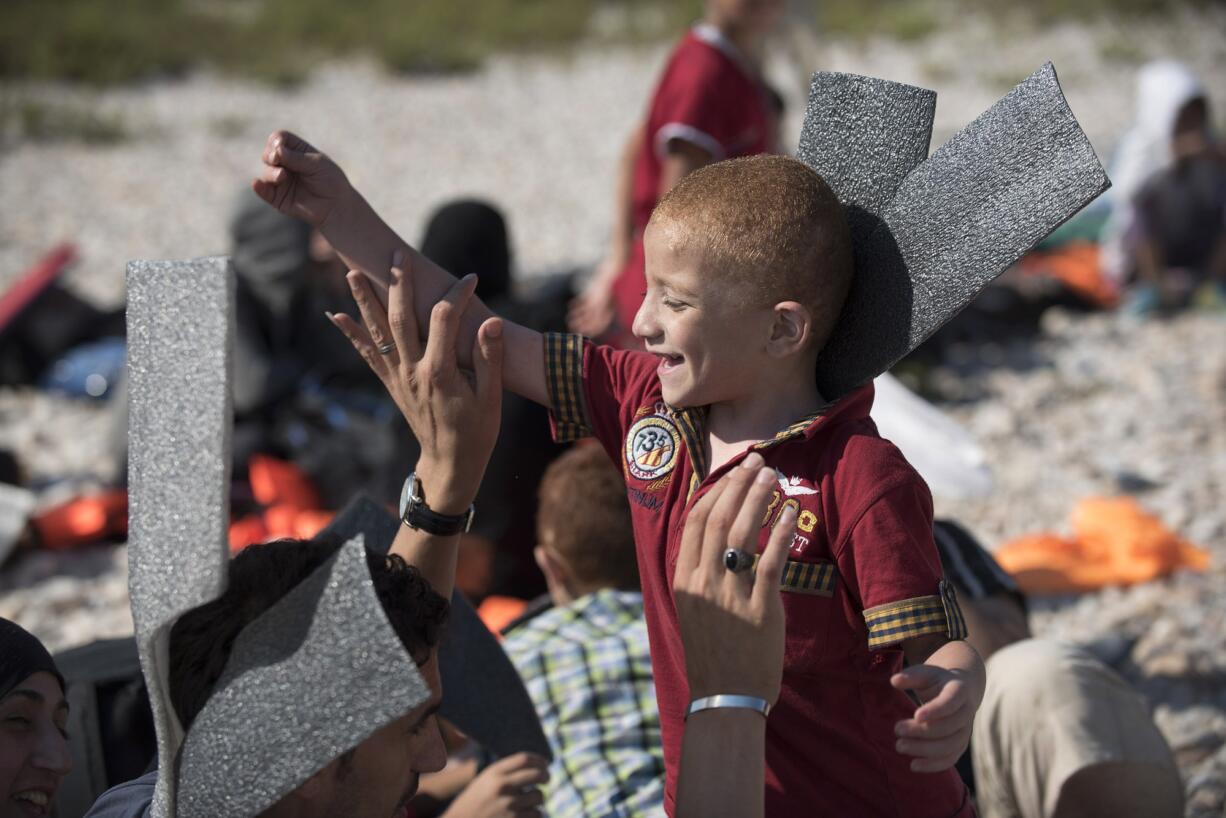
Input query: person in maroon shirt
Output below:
<box><xmin>569</xmin><ymin>0</ymin><xmax>783</xmax><ymax>346</ymax></box>
<box><xmin>253</xmin><ymin>132</ymin><xmax>986</xmax><ymax>817</ymax></box>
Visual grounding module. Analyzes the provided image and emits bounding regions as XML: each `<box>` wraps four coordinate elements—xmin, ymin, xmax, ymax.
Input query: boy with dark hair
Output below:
<box><xmin>502</xmin><ymin>444</ymin><xmax>663</xmax><ymax>818</ymax></box>
<box><xmin>255</xmin><ymin>133</ymin><xmax>984</xmax><ymax>816</ymax></box>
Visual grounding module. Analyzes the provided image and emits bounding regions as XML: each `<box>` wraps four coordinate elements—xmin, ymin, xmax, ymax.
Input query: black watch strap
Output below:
<box><xmin>399</xmin><ymin>472</ymin><xmax>474</xmax><ymax>536</ymax></box>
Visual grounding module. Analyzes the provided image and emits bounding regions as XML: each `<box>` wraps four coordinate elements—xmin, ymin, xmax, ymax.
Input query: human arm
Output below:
<box><xmin>326</xmin><ymin>262</ymin><xmax>499</xmax><ymax>600</ymax></box>
<box><xmin>673</xmin><ymin>453</ymin><xmax>794</xmax><ymax>818</ymax></box>
<box><xmin>254</xmin><ymin>130</ymin><xmax>549</xmax><ymax>405</ymax></box>
<box><xmin>569</xmin><ymin>125</ymin><xmax>643</xmax><ymax>336</ymax></box>
<box><xmin>657</xmin><ymin>138</ymin><xmax>712</xmax><ymax>199</ymax></box>
<box><xmin>892</xmin><ymin>635</ymin><xmax>986</xmax><ymax>773</ymax></box>
<box><xmin>440</xmin><ymin>752</ymin><xmax>549</xmax><ymax>818</ymax></box>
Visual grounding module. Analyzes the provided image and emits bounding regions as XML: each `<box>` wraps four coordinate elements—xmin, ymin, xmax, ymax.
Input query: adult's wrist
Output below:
<box><xmin>686</xmin><ymin>694</ymin><xmax>771</xmax><ymax>721</ymax></box>
<box><xmin>412</xmin><ymin>461</ymin><xmax>478</xmax><ymax>517</ymax></box>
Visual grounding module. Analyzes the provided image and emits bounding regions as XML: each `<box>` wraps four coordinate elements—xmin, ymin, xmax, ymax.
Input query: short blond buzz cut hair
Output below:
<box><xmin>650</xmin><ymin>154</ymin><xmax>853</xmax><ymax>351</ymax></box>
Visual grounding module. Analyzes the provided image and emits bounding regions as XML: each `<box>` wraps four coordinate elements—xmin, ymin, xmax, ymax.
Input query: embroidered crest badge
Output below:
<box><xmin>625</xmin><ymin>414</ymin><xmax>681</xmax><ymax>481</ymax></box>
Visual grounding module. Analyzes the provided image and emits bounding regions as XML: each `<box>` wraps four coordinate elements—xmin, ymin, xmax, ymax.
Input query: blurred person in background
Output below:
<box><xmin>500</xmin><ymin>444</ymin><xmax>664</xmax><ymax>818</ymax></box>
<box><xmin>933</xmin><ymin>521</ymin><xmax>1184</xmax><ymax>818</ymax></box>
<box><xmin>1</xmin><ymin>617</ymin><xmax>72</xmax><ymax>818</ymax></box>
<box><xmin>1100</xmin><ymin>60</ymin><xmax>1225</xmax><ymax>314</ymax></box>
<box><xmin>569</xmin><ymin>0</ymin><xmax>785</xmax><ymax>345</ymax></box>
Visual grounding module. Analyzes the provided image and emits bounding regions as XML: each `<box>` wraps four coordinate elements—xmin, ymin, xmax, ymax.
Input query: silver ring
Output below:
<box><xmin>723</xmin><ymin>548</ymin><xmax>754</xmax><ymax>574</ymax></box>
<box><xmin>377</xmin><ymin>342</ymin><xmax>396</xmax><ymax>355</ymax></box>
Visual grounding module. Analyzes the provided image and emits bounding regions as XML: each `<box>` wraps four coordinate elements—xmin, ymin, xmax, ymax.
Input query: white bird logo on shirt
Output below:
<box><xmin>776</xmin><ymin>469</ymin><xmax>818</xmax><ymax>496</ymax></box>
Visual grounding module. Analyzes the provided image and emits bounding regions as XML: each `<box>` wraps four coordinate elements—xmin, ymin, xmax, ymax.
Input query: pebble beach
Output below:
<box><xmin>2</xmin><ymin>7</ymin><xmax>1225</xmax><ymax>814</ymax></box>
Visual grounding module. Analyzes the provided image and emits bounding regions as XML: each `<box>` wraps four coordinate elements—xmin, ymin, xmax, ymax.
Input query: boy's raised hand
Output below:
<box><xmin>253</xmin><ymin>130</ymin><xmax>353</xmax><ymax>229</ymax></box>
<box><xmin>890</xmin><ymin>661</ymin><xmax>976</xmax><ymax>773</ymax></box>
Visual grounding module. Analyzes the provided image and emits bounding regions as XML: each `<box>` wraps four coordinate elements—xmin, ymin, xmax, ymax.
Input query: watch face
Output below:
<box><xmin>399</xmin><ymin>475</ymin><xmax>411</xmax><ymax>519</ymax></box>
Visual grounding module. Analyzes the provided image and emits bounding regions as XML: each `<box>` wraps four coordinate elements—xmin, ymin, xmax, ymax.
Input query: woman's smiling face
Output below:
<box><xmin>0</xmin><ymin>671</ymin><xmax>72</xmax><ymax>818</ymax></box>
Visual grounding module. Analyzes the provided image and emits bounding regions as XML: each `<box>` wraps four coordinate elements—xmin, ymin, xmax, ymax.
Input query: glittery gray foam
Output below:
<box><xmin>796</xmin><ymin>72</ymin><xmax>935</xmax><ymax>247</ymax></box>
<box><xmin>322</xmin><ymin>496</ymin><xmax>552</xmax><ymax>760</ymax></box>
<box><xmin>125</xmin><ymin>257</ymin><xmax>234</xmax><ymax>818</ymax></box>
<box><xmin>803</xmin><ymin>64</ymin><xmax>1110</xmax><ymax>399</ymax></box>
<box><xmin>177</xmin><ymin>536</ymin><xmax>431</xmax><ymax>818</ymax></box>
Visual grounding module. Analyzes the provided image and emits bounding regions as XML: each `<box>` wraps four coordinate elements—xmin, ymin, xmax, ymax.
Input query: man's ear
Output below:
<box><xmin>767</xmin><ymin>301</ymin><xmax>812</xmax><ymax>358</ymax></box>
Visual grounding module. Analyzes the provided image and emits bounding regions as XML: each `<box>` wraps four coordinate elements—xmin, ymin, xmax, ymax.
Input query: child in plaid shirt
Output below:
<box><xmin>502</xmin><ymin>444</ymin><xmax>664</xmax><ymax>818</ymax></box>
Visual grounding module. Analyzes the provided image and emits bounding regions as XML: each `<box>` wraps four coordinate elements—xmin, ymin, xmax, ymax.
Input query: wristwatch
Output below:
<box><xmin>399</xmin><ymin>472</ymin><xmax>475</xmax><ymax>536</ymax></box>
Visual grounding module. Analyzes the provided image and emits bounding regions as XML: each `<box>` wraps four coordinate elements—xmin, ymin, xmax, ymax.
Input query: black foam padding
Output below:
<box><xmin>321</xmin><ymin>496</ymin><xmax>552</xmax><ymax>761</ymax></box>
<box><xmin>803</xmin><ymin>64</ymin><xmax>1110</xmax><ymax>399</ymax></box>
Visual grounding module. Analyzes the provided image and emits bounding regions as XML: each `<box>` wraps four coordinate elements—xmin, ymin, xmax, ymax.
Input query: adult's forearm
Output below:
<box><xmin>675</xmin><ymin>710</ymin><xmax>766</xmax><ymax>818</ymax></box>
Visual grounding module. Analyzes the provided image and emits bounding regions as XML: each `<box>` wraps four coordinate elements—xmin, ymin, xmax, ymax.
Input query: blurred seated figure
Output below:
<box><xmin>419</xmin><ymin>199</ymin><xmax>569</xmax><ymax>601</ymax></box>
<box><xmin>500</xmin><ymin>444</ymin><xmax>664</xmax><ymax>818</ymax></box>
<box><xmin>229</xmin><ymin>193</ymin><xmax>568</xmax><ymax>600</ymax></box>
<box><xmin>932</xmin><ymin>520</ymin><xmax>1184</xmax><ymax>818</ymax></box>
<box><xmin>1</xmin><ymin>617</ymin><xmax>73</xmax><ymax>818</ymax></box>
<box><xmin>1098</xmin><ymin>60</ymin><xmax>1225</xmax><ymax>314</ymax></box>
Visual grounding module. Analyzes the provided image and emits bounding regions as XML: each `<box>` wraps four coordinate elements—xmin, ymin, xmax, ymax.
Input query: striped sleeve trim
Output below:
<box><xmin>752</xmin><ymin>557</ymin><xmax>838</xmax><ymax>597</ymax></box>
<box><xmin>543</xmin><ymin>332</ymin><xmax>591</xmax><ymax>442</ymax></box>
<box><xmin>863</xmin><ymin>592</ymin><xmax>952</xmax><ymax>649</ymax></box>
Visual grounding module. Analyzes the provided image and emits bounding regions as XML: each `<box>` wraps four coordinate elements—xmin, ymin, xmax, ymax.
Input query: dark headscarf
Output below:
<box><xmin>0</xmin><ymin>617</ymin><xmax>64</xmax><ymax>700</ymax></box>
<box><xmin>420</xmin><ymin>200</ymin><xmax>512</xmax><ymax>303</ymax></box>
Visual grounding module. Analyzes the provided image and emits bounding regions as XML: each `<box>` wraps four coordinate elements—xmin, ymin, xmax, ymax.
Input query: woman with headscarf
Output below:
<box><xmin>1101</xmin><ymin>60</ymin><xmax>1224</xmax><ymax>309</ymax></box>
<box><xmin>1</xmin><ymin>617</ymin><xmax>72</xmax><ymax>817</ymax></box>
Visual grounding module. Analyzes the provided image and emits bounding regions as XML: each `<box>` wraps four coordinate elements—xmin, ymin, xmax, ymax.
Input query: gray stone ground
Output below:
<box><xmin>1</xmin><ymin>8</ymin><xmax>1225</xmax><ymax>815</ymax></box>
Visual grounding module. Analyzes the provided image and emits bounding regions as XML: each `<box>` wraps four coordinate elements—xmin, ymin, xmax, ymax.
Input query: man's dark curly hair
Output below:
<box><xmin>167</xmin><ymin>537</ymin><xmax>449</xmax><ymax>732</ymax></box>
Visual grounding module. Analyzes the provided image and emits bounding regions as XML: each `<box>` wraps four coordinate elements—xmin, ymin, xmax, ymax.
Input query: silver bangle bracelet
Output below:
<box><xmin>685</xmin><ymin>694</ymin><xmax>771</xmax><ymax>720</ymax></box>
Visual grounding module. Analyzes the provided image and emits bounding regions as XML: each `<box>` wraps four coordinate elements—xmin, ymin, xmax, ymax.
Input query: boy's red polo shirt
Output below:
<box><xmin>611</xmin><ymin>25</ymin><xmax>773</xmax><ymax>339</ymax></box>
<box><xmin>545</xmin><ymin>334</ymin><xmax>973</xmax><ymax>818</ymax></box>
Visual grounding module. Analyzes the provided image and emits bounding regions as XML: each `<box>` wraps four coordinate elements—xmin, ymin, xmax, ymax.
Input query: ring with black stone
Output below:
<box><xmin>723</xmin><ymin>548</ymin><xmax>754</xmax><ymax>574</ymax></box>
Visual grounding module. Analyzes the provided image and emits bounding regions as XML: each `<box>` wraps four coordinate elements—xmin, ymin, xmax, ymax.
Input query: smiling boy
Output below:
<box><xmin>255</xmin><ymin>134</ymin><xmax>984</xmax><ymax>816</ymax></box>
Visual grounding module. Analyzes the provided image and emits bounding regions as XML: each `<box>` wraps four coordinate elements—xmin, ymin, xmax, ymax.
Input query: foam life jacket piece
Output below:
<box><xmin>126</xmin><ymin>258</ymin><xmax>430</xmax><ymax>818</ymax></box>
<box><xmin>799</xmin><ymin>65</ymin><xmax>1111</xmax><ymax>400</ymax></box>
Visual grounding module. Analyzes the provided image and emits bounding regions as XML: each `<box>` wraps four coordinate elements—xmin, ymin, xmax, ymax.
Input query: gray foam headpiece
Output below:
<box><xmin>318</xmin><ymin>496</ymin><xmax>552</xmax><ymax>760</ymax></box>
<box><xmin>127</xmin><ymin>258</ymin><xmax>430</xmax><ymax>818</ymax></box>
<box><xmin>799</xmin><ymin>64</ymin><xmax>1110</xmax><ymax>399</ymax></box>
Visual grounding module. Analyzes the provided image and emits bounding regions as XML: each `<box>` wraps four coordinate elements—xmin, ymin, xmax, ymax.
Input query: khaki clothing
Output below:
<box><xmin>972</xmin><ymin>639</ymin><xmax>1183</xmax><ymax>818</ymax></box>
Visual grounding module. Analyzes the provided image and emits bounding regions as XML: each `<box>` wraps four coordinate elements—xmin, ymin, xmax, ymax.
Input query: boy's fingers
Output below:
<box><xmin>895</xmin><ymin>706</ymin><xmax>967</xmax><ymax>740</ymax></box>
<box><xmin>753</xmin><ymin>504</ymin><xmax>794</xmax><ymax>607</ymax></box>
<box><xmin>897</xmin><ymin>732</ymin><xmax>966</xmax><ymax>762</ymax></box>
<box><xmin>251</xmin><ymin>179</ymin><xmax>275</xmax><ymax>205</ymax></box>
<box><xmin>387</xmin><ymin>265</ymin><xmax>422</xmax><ymax>362</ymax></box>
<box><xmin>913</xmin><ymin>682</ymin><xmax>966</xmax><ymax>724</ymax></box>
<box><xmin>474</xmin><ymin>317</ymin><xmax>505</xmax><ymax>404</ymax></box>
<box><xmin>347</xmin><ymin>271</ymin><xmax>398</xmax><ymax>366</ymax></box>
<box><xmin>890</xmin><ymin>665</ymin><xmax>946</xmax><ymax>695</ymax></box>
<box><xmin>257</xmin><ymin>165</ymin><xmax>286</xmax><ymax>185</ymax></box>
<box><xmin>424</xmin><ymin>274</ymin><xmax>478</xmax><ymax>375</ymax></box>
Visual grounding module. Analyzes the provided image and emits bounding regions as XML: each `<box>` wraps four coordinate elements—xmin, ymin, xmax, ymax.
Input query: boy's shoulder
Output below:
<box><xmin>793</xmin><ymin>387</ymin><xmax>929</xmax><ymax>518</ymax></box>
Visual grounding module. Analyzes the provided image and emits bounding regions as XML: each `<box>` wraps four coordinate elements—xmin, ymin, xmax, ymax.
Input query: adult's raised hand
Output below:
<box><xmin>673</xmin><ymin>451</ymin><xmax>793</xmax><ymax>705</ymax></box>
<box><xmin>328</xmin><ymin>258</ymin><xmax>503</xmax><ymax>516</ymax></box>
